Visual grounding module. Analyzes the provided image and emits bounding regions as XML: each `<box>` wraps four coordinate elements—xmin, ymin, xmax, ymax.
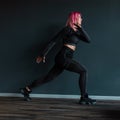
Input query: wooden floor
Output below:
<box><xmin>0</xmin><ymin>97</ymin><xmax>120</xmax><ymax>120</ymax></box>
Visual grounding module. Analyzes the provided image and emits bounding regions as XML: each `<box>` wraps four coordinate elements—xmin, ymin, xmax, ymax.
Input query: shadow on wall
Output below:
<box><xmin>22</xmin><ymin>24</ymin><xmax>62</xmax><ymax>74</ymax></box>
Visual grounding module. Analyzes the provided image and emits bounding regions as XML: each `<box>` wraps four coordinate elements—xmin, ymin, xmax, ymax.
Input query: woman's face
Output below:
<box><xmin>77</xmin><ymin>14</ymin><xmax>82</xmax><ymax>26</ymax></box>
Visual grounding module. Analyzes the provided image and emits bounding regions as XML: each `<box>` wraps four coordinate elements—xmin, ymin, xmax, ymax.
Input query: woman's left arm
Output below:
<box><xmin>75</xmin><ymin>24</ymin><xmax>91</xmax><ymax>43</ymax></box>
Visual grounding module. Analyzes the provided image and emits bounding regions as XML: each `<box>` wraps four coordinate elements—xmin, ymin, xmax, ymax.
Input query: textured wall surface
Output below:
<box><xmin>0</xmin><ymin>0</ymin><xmax>120</xmax><ymax>96</ymax></box>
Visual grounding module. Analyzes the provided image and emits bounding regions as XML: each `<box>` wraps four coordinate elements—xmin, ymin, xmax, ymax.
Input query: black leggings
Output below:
<box><xmin>28</xmin><ymin>47</ymin><xmax>87</xmax><ymax>96</ymax></box>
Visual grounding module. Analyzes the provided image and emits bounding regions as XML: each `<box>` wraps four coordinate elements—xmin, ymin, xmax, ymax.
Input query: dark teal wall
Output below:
<box><xmin>0</xmin><ymin>0</ymin><xmax>120</xmax><ymax>96</ymax></box>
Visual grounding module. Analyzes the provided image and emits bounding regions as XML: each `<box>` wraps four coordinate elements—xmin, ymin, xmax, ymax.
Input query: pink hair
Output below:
<box><xmin>66</xmin><ymin>11</ymin><xmax>82</xmax><ymax>29</ymax></box>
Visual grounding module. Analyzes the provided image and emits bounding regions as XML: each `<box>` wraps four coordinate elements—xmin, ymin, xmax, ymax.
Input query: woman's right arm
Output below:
<box><xmin>36</xmin><ymin>28</ymin><xmax>64</xmax><ymax>63</ymax></box>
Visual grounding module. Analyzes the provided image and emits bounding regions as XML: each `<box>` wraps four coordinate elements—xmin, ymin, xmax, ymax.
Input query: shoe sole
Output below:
<box><xmin>79</xmin><ymin>101</ymin><xmax>96</xmax><ymax>105</ymax></box>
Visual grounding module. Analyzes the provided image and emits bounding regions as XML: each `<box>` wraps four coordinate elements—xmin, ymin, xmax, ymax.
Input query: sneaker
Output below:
<box><xmin>20</xmin><ymin>88</ymin><xmax>32</xmax><ymax>101</ymax></box>
<box><xmin>79</xmin><ymin>94</ymin><xmax>96</xmax><ymax>105</ymax></box>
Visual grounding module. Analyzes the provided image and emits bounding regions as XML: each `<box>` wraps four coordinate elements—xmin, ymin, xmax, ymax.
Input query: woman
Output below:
<box><xmin>21</xmin><ymin>11</ymin><xmax>96</xmax><ymax>105</ymax></box>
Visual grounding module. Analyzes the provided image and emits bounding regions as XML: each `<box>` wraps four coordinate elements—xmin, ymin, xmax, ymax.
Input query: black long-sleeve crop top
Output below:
<box><xmin>40</xmin><ymin>26</ymin><xmax>91</xmax><ymax>57</ymax></box>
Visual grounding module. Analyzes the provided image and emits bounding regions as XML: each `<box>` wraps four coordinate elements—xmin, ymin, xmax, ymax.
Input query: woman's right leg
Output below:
<box><xmin>65</xmin><ymin>59</ymin><xmax>87</xmax><ymax>97</ymax></box>
<box><xmin>21</xmin><ymin>64</ymin><xmax>64</xmax><ymax>101</ymax></box>
<box><xmin>65</xmin><ymin>59</ymin><xmax>96</xmax><ymax>105</ymax></box>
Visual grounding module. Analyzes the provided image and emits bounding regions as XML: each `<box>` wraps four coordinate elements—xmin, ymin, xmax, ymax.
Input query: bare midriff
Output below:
<box><xmin>64</xmin><ymin>44</ymin><xmax>76</xmax><ymax>51</ymax></box>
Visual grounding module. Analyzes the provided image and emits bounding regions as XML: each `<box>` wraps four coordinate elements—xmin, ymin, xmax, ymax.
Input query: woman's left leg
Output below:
<box><xmin>21</xmin><ymin>64</ymin><xmax>64</xmax><ymax>101</ymax></box>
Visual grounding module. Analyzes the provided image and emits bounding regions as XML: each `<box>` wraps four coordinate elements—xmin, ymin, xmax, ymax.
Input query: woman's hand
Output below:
<box><xmin>74</xmin><ymin>24</ymin><xmax>81</xmax><ymax>30</ymax></box>
<box><xmin>36</xmin><ymin>56</ymin><xmax>46</xmax><ymax>64</ymax></box>
<box><xmin>73</xmin><ymin>24</ymin><xmax>81</xmax><ymax>31</ymax></box>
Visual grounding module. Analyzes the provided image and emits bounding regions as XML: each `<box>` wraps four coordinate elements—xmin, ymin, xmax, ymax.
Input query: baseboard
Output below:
<box><xmin>0</xmin><ymin>93</ymin><xmax>120</xmax><ymax>101</ymax></box>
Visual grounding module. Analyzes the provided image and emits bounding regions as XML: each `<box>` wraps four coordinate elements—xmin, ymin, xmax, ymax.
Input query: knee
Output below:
<box><xmin>80</xmin><ymin>68</ymin><xmax>87</xmax><ymax>75</ymax></box>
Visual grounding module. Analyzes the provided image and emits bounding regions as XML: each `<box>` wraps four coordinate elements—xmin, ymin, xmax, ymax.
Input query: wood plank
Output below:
<box><xmin>0</xmin><ymin>97</ymin><xmax>120</xmax><ymax>120</ymax></box>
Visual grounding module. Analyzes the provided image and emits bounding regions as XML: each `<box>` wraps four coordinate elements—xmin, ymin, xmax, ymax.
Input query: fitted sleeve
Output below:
<box><xmin>76</xmin><ymin>27</ymin><xmax>91</xmax><ymax>43</ymax></box>
<box><xmin>40</xmin><ymin>28</ymin><xmax>64</xmax><ymax>57</ymax></box>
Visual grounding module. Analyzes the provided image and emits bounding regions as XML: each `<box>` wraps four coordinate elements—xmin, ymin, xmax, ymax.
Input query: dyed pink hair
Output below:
<box><xmin>66</xmin><ymin>11</ymin><xmax>82</xmax><ymax>29</ymax></box>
